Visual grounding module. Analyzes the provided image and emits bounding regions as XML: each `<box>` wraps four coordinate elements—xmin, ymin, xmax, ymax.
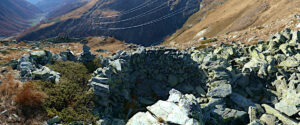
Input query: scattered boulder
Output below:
<box><xmin>275</xmin><ymin>89</ymin><xmax>300</xmax><ymax>116</ymax></box>
<box><xmin>32</xmin><ymin>66</ymin><xmax>61</xmax><ymax>83</ymax></box>
<box><xmin>47</xmin><ymin>116</ymin><xmax>61</xmax><ymax>125</ymax></box>
<box><xmin>259</xmin><ymin>114</ymin><xmax>276</xmax><ymax>125</ymax></box>
<box><xmin>207</xmin><ymin>83</ymin><xmax>232</xmax><ymax>98</ymax></box>
<box><xmin>53</xmin><ymin>49</ymin><xmax>77</xmax><ymax>61</ymax></box>
<box><xmin>127</xmin><ymin>89</ymin><xmax>204</xmax><ymax>125</ymax></box>
<box><xmin>262</xmin><ymin>104</ymin><xmax>298</xmax><ymax>125</ymax></box>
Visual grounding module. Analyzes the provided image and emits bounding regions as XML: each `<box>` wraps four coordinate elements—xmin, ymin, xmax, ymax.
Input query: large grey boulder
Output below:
<box><xmin>259</xmin><ymin>114</ymin><xmax>277</xmax><ymax>125</ymax></box>
<box><xmin>262</xmin><ymin>104</ymin><xmax>298</xmax><ymax>125</ymax></box>
<box><xmin>53</xmin><ymin>49</ymin><xmax>77</xmax><ymax>61</ymax></box>
<box><xmin>230</xmin><ymin>93</ymin><xmax>256</xmax><ymax>111</ymax></box>
<box><xmin>207</xmin><ymin>84</ymin><xmax>232</xmax><ymax>98</ymax></box>
<box><xmin>30</xmin><ymin>50</ymin><xmax>53</xmax><ymax>65</ymax></box>
<box><xmin>32</xmin><ymin>66</ymin><xmax>61</xmax><ymax>83</ymax></box>
<box><xmin>127</xmin><ymin>89</ymin><xmax>203</xmax><ymax>125</ymax></box>
<box><xmin>275</xmin><ymin>89</ymin><xmax>300</xmax><ymax>116</ymax></box>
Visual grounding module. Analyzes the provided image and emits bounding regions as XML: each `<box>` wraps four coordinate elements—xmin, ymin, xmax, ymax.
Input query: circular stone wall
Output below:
<box><xmin>90</xmin><ymin>47</ymin><xmax>206</xmax><ymax>119</ymax></box>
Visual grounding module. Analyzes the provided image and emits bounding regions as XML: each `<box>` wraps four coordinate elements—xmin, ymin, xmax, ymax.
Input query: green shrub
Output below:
<box><xmin>33</xmin><ymin>61</ymin><xmax>97</xmax><ymax>124</ymax></box>
<box><xmin>46</xmin><ymin>61</ymin><xmax>92</xmax><ymax>85</ymax></box>
<box><xmin>84</xmin><ymin>57</ymin><xmax>103</xmax><ymax>73</ymax></box>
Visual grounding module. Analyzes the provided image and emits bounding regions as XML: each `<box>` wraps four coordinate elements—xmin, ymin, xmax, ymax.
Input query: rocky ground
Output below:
<box><xmin>0</xmin><ymin>28</ymin><xmax>300</xmax><ymax>124</ymax></box>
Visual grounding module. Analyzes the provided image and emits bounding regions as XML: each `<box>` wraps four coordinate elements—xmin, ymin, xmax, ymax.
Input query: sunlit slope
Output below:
<box><xmin>164</xmin><ymin>0</ymin><xmax>300</xmax><ymax>44</ymax></box>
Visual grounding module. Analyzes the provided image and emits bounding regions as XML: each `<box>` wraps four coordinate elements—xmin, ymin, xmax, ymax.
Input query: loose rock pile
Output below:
<box><xmin>17</xmin><ymin>50</ymin><xmax>60</xmax><ymax>83</ymax></box>
<box><xmin>16</xmin><ymin>45</ymin><xmax>96</xmax><ymax>83</ymax></box>
<box><xmin>90</xmin><ymin>47</ymin><xmax>205</xmax><ymax>122</ymax></box>
<box><xmin>11</xmin><ymin>28</ymin><xmax>300</xmax><ymax>124</ymax></box>
<box><xmin>90</xmin><ymin>28</ymin><xmax>300</xmax><ymax>125</ymax></box>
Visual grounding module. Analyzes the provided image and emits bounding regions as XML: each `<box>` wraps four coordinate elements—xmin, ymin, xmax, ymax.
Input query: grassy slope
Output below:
<box><xmin>163</xmin><ymin>0</ymin><xmax>300</xmax><ymax>45</ymax></box>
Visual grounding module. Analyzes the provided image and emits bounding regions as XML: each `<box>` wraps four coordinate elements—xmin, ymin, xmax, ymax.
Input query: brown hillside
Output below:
<box><xmin>164</xmin><ymin>0</ymin><xmax>300</xmax><ymax>46</ymax></box>
<box><xmin>0</xmin><ymin>0</ymin><xmax>41</xmax><ymax>37</ymax></box>
<box><xmin>17</xmin><ymin>0</ymin><xmax>201</xmax><ymax>46</ymax></box>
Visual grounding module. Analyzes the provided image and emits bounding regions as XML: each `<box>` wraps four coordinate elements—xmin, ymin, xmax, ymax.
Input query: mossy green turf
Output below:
<box><xmin>32</xmin><ymin>60</ymin><xmax>102</xmax><ymax>124</ymax></box>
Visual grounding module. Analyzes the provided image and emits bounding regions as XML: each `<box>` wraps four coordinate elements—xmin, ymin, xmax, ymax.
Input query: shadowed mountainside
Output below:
<box><xmin>18</xmin><ymin>0</ymin><xmax>201</xmax><ymax>46</ymax></box>
<box><xmin>0</xmin><ymin>0</ymin><xmax>41</xmax><ymax>37</ymax></box>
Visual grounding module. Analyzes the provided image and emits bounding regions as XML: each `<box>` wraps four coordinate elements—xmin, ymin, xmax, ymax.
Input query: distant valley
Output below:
<box><xmin>17</xmin><ymin>0</ymin><xmax>201</xmax><ymax>46</ymax></box>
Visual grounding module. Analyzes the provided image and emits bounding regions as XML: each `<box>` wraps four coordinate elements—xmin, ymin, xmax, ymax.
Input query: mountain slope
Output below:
<box><xmin>18</xmin><ymin>0</ymin><xmax>201</xmax><ymax>46</ymax></box>
<box><xmin>0</xmin><ymin>0</ymin><xmax>41</xmax><ymax>37</ymax></box>
<box><xmin>164</xmin><ymin>0</ymin><xmax>300</xmax><ymax>45</ymax></box>
<box><xmin>36</xmin><ymin>0</ymin><xmax>90</xmax><ymax>13</ymax></box>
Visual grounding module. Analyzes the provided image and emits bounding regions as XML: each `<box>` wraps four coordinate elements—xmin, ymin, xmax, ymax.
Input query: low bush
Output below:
<box><xmin>15</xmin><ymin>82</ymin><xmax>47</xmax><ymax>116</ymax></box>
<box><xmin>33</xmin><ymin>61</ymin><xmax>98</xmax><ymax>124</ymax></box>
<box><xmin>84</xmin><ymin>57</ymin><xmax>102</xmax><ymax>73</ymax></box>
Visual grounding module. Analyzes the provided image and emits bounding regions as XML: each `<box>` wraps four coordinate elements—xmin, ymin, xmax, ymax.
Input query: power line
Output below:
<box><xmin>95</xmin><ymin>6</ymin><xmax>194</xmax><ymax>30</ymax></box>
<box><xmin>93</xmin><ymin>2</ymin><xmax>168</xmax><ymax>25</ymax></box>
<box><xmin>98</xmin><ymin>0</ymin><xmax>160</xmax><ymax>19</ymax></box>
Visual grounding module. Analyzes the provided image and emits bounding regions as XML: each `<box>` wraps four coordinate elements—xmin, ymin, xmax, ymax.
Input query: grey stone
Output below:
<box><xmin>248</xmin><ymin>120</ymin><xmax>264</xmax><ymax>125</ymax></box>
<box><xmin>30</xmin><ymin>51</ymin><xmax>46</xmax><ymax>58</ymax></box>
<box><xmin>207</xmin><ymin>84</ymin><xmax>232</xmax><ymax>98</ymax></box>
<box><xmin>235</xmin><ymin>73</ymin><xmax>250</xmax><ymax>87</ymax></box>
<box><xmin>32</xmin><ymin>66</ymin><xmax>60</xmax><ymax>83</ymax></box>
<box><xmin>279</xmin><ymin>57</ymin><xmax>299</xmax><ymax>68</ymax></box>
<box><xmin>230</xmin><ymin>93</ymin><xmax>256</xmax><ymax>111</ymax></box>
<box><xmin>90</xmin><ymin>77</ymin><xmax>108</xmax><ymax>84</ymax></box>
<box><xmin>249</xmin><ymin>106</ymin><xmax>258</xmax><ymax>122</ymax></box>
<box><xmin>126</xmin><ymin>112</ymin><xmax>160</xmax><ymax>125</ymax></box>
<box><xmin>47</xmin><ymin>116</ymin><xmax>61</xmax><ymax>125</ymax></box>
<box><xmin>167</xmin><ymin>89</ymin><xmax>183</xmax><ymax>103</ymax></box>
<box><xmin>260</xmin><ymin>114</ymin><xmax>276</xmax><ymax>125</ymax></box>
<box><xmin>274</xmin><ymin>90</ymin><xmax>300</xmax><ymax>116</ymax></box>
<box><xmin>110</xmin><ymin>59</ymin><xmax>123</xmax><ymax>71</ymax></box>
<box><xmin>262</xmin><ymin>104</ymin><xmax>298</xmax><ymax>125</ymax></box>
<box><xmin>211</xmin><ymin>107</ymin><xmax>248</xmax><ymax>124</ymax></box>
<box><xmin>146</xmin><ymin>100</ymin><xmax>191</xmax><ymax>124</ymax></box>
<box><xmin>290</xmin><ymin>31</ymin><xmax>300</xmax><ymax>44</ymax></box>
<box><xmin>91</xmin><ymin>82</ymin><xmax>110</xmax><ymax>95</ymax></box>
<box><xmin>128</xmin><ymin>89</ymin><xmax>203</xmax><ymax>125</ymax></box>
<box><xmin>1</xmin><ymin>110</ymin><xmax>8</xmax><ymax>115</ymax></box>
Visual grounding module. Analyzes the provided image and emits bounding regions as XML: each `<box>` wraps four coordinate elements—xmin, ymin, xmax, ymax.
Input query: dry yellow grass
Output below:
<box><xmin>163</xmin><ymin>0</ymin><xmax>300</xmax><ymax>47</ymax></box>
<box><xmin>86</xmin><ymin>36</ymin><xmax>128</xmax><ymax>57</ymax></box>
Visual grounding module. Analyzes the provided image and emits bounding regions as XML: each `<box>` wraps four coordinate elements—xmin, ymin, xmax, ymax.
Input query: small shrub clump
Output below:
<box><xmin>32</xmin><ymin>61</ymin><xmax>98</xmax><ymax>124</ymax></box>
<box><xmin>15</xmin><ymin>82</ymin><xmax>48</xmax><ymax>116</ymax></box>
<box><xmin>84</xmin><ymin>57</ymin><xmax>103</xmax><ymax>73</ymax></box>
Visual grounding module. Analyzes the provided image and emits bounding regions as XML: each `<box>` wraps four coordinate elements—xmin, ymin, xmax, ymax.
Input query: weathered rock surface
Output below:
<box><xmin>127</xmin><ymin>89</ymin><xmax>204</xmax><ymax>125</ymax></box>
<box><xmin>32</xmin><ymin>66</ymin><xmax>60</xmax><ymax>83</ymax></box>
<box><xmin>90</xmin><ymin>29</ymin><xmax>300</xmax><ymax>124</ymax></box>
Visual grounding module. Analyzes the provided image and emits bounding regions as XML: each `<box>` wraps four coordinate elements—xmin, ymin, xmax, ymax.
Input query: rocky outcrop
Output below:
<box><xmin>90</xmin><ymin>28</ymin><xmax>300</xmax><ymax>124</ymax></box>
<box><xmin>16</xmin><ymin>44</ymin><xmax>99</xmax><ymax>83</ymax></box>
<box><xmin>17</xmin><ymin>50</ymin><xmax>58</xmax><ymax>82</ymax></box>
<box><xmin>127</xmin><ymin>89</ymin><xmax>204</xmax><ymax>125</ymax></box>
